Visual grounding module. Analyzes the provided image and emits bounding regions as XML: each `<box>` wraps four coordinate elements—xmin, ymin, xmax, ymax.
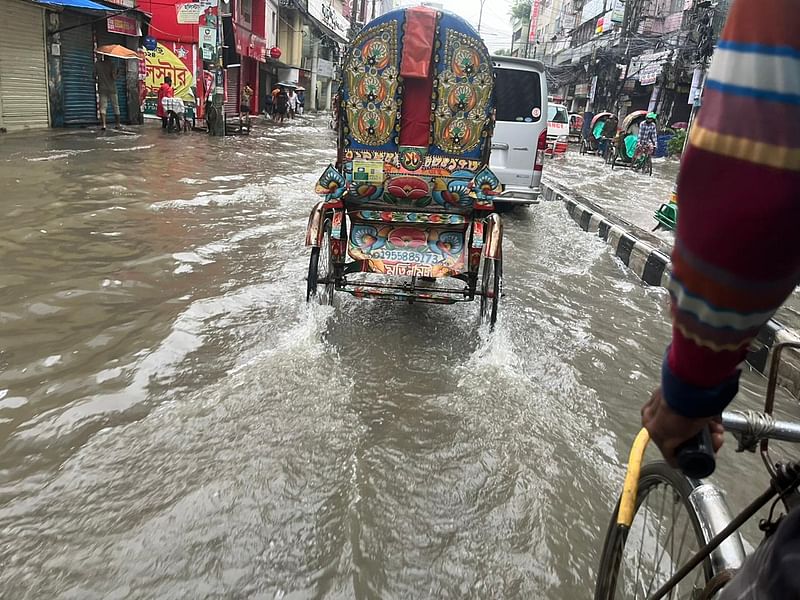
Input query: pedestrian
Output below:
<box><xmin>271</xmin><ymin>86</ymin><xmax>280</xmax><ymax>119</ymax></box>
<box><xmin>640</xmin><ymin>0</ymin><xmax>800</xmax><ymax>597</ymax></box>
<box><xmin>275</xmin><ymin>86</ymin><xmax>288</xmax><ymax>123</ymax></box>
<box><xmin>287</xmin><ymin>88</ymin><xmax>297</xmax><ymax>119</ymax></box>
<box><xmin>296</xmin><ymin>89</ymin><xmax>305</xmax><ymax>115</ymax></box>
<box><xmin>157</xmin><ymin>76</ymin><xmax>174</xmax><ymax>129</ymax></box>
<box><xmin>240</xmin><ymin>82</ymin><xmax>253</xmax><ymax>127</ymax></box>
<box><xmin>264</xmin><ymin>91</ymin><xmax>273</xmax><ymax>119</ymax></box>
<box><xmin>95</xmin><ymin>54</ymin><xmax>121</xmax><ymax>131</ymax></box>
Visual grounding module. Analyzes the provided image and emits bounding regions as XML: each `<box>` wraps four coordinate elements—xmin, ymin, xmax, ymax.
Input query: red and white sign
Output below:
<box><xmin>528</xmin><ymin>0</ymin><xmax>541</xmax><ymax>43</ymax></box>
<box><xmin>102</xmin><ymin>0</ymin><xmax>134</xmax><ymax>8</ymax></box>
<box><xmin>107</xmin><ymin>15</ymin><xmax>140</xmax><ymax>37</ymax></box>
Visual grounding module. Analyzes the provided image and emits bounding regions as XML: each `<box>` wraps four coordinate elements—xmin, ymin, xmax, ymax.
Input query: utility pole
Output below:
<box><xmin>478</xmin><ymin>0</ymin><xmax>486</xmax><ymax>33</ymax></box>
<box><xmin>210</xmin><ymin>7</ymin><xmax>225</xmax><ymax>136</ymax></box>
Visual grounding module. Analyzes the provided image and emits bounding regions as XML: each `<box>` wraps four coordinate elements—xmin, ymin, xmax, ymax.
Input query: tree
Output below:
<box><xmin>510</xmin><ymin>0</ymin><xmax>532</xmax><ymax>23</ymax></box>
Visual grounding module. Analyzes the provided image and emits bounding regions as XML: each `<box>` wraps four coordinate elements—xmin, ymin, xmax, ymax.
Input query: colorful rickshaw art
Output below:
<box><xmin>304</xmin><ymin>6</ymin><xmax>504</xmax><ymax>326</ymax></box>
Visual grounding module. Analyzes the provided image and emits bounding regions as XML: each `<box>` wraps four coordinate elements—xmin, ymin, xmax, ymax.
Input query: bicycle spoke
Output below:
<box><xmin>645</xmin><ymin>484</ymin><xmax>670</xmax><ymax>596</ymax></box>
<box><xmin>633</xmin><ymin>491</ymin><xmax>652</xmax><ymax>599</ymax></box>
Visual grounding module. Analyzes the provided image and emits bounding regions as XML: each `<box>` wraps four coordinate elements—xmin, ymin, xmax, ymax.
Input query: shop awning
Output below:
<box><xmin>34</xmin><ymin>0</ymin><xmax>116</xmax><ymax>11</ymax></box>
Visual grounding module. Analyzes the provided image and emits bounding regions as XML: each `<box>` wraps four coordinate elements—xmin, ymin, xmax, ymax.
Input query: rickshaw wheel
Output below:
<box><xmin>306</xmin><ymin>219</ymin><xmax>334</xmax><ymax>305</ymax></box>
<box><xmin>579</xmin><ymin>139</ymin><xmax>586</xmax><ymax>155</ymax></box>
<box><xmin>479</xmin><ymin>254</ymin><xmax>501</xmax><ymax>328</ymax></box>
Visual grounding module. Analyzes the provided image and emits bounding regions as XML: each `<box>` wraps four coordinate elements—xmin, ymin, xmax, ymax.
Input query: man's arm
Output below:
<box><xmin>644</xmin><ymin>0</ymin><xmax>800</xmax><ymax>462</ymax></box>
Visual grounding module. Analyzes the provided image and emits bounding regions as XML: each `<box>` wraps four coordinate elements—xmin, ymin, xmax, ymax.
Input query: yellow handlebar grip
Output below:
<box><xmin>617</xmin><ymin>428</ymin><xmax>651</xmax><ymax>527</ymax></box>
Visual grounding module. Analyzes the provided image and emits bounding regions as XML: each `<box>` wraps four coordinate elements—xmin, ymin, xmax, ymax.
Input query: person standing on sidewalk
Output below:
<box><xmin>641</xmin><ymin>0</ymin><xmax>800</xmax><ymax>596</ymax></box>
<box><xmin>95</xmin><ymin>55</ymin><xmax>121</xmax><ymax>131</ymax></box>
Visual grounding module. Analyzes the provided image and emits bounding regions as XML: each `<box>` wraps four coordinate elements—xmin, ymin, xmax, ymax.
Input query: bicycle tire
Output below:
<box><xmin>594</xmin><ymin>462</ymin><xmax>714</xmax><ymax>600</ymax></box>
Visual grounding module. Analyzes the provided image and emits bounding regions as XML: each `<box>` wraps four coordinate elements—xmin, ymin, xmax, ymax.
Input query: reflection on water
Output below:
<box><xmin>0</xmin><ymin>119</ymin><xmax>792</xmax><ymax>598</ymax></box>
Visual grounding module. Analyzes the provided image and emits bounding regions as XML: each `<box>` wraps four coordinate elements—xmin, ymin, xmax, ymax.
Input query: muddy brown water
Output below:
<box><xmin>0</xmin><ymin>118</ymin><xmax>796</xmax><ymax>598</ymax></box>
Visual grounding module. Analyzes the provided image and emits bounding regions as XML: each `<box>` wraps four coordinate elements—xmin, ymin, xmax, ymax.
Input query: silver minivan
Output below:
<box><xmin>489</xmin><ymin>56</ymin><xmax>549</xmax><ymax>205</ymax></box>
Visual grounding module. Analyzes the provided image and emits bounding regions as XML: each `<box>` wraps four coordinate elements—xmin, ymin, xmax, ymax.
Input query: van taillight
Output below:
<box><xmin>534</xmin><ymin>130</ymin><xmax>547</xmax><ymax>171</ymax></box>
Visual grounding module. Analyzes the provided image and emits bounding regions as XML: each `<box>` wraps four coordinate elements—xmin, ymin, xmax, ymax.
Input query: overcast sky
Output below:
<box><xmin>397</xmin><ymin>0</ymin><xmax>516</xmax><ymax>51</ymax></box>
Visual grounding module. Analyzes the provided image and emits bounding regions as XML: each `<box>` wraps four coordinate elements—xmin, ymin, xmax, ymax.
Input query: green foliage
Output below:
<box><xmin>510</xmin><ymin>0</ymin><xmax>532</xmax><ymax>23</ymax></box>
<box><xmin>667</xmin><ymin>129</ymin><xmax>688</xmax><ymax>157</ymax></box>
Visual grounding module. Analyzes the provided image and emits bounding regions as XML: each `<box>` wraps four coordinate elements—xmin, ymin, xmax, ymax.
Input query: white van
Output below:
<box><xmin>489</xmin><ymin>56</ymin><xmax>549</xmax><ymax>205</ymax></box>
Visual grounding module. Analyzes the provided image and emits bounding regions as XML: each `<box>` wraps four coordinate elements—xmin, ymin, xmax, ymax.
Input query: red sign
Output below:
<box><xmin>233</xmin><ymin>24</ymin><xmax>267</xmax><ymax>62</ymax></box>
<box><xmin>528</xmin><ymin>0</ymin><xmax>541</xmax><ymax>43</ymax></box>
<box><xmin>107</xmin><ymin>15</ymin><xmax>140</xmax><ymax>36</ymax></box>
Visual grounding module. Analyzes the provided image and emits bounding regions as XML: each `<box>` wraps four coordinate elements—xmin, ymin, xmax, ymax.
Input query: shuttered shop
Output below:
<box><xmin>0</xmin><ymin>0</ymin><xmax>49</xmax><ymax>131</ymax></box>
<box><xmin>60</xmin><ymin>13</ymin><xmax>98</xmax><ymax>125</ymax></box>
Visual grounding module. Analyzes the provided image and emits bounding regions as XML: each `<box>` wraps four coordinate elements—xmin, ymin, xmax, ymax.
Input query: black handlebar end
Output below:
<box><xmin>675</xmin><ymin>427</ymin><xmax>716</xmax><ymax>479</ymax></box>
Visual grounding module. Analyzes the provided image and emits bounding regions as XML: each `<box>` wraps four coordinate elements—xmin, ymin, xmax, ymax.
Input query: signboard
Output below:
<box><xmin>176</xmin><ymin>2</ymin><xmax>205</xmax><ymax>24</ymax></box>
<box><xmin>107</xmin><ymin>15</ymin><xmax>140</xmax><ymax>36</ymax></box>
<box><xmin>307</xmin><ymin>0</ymin><xmax>350</xmax><ymax>43</ymax></box>
<box><xmin>631</xmin><ymin>50</ymin><xmax>670</xmax><ymax>85</ymax></box>
<box><xmin>581</xmin><ymin>0</ymin><xmax>605</xmax><ymax>23</ymax></box>
<box><xmin>317</xmin><ymin>57</ymin><xmax>334</xmax><ymax>79</ymax></box>
<box><xmin>199</xmin><ymin>26</ymin><xmax>216</xmax><ymax>60</ymax></box>
<box><xmin>611</xmin><ymin>0</ymin><xmax>625</xmax><ymax>23</ymax></box>
<box><xmin>574</xmin><ymin>83</ymin><xmax>589</xmax><ymax>96</ymax></box>
<box><xmin>528</xmin><ymin>0</ymin><xmax>541</xmax><ymax>43</ymax></box>
<box><xmin>143</xmin><ymin>42</ymin><xmax>196</xmax><ymax>114</ymax></box>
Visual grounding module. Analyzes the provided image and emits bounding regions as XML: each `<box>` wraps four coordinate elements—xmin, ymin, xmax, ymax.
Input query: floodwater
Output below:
<box><xmin>544</xmin><ymin>150</ymin><xmax>800</xmax><ymax>334</ymax></box>
<box><xmin>0</xmin><ymin>117</ymin><xmax>796</xmax><ymax>599</ymax></box>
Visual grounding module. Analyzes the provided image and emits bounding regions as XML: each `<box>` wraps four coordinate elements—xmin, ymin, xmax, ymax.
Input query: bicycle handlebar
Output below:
<box><xmin>676</xmin><ymin>427</ymin><xmax>716</xmax><ymax>479</ymax></box>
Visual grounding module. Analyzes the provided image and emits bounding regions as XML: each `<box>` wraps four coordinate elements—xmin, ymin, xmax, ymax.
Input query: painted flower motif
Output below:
<box><xmin>435</xmin><ymin>232</ymin><xmax>464</xmax><ymax>257</ymax></box>
<box><xmin>388</xmin><ymin>227</ymin><xmax>427</xmax><ymax>249</ymax></box>
<box><xmin>354</xmin><ymin>183</ymin><xmax>382</xmax><ymax>201</ymax></box>
<box><xmin>471</xmin><ymin>167</ymin><xmax>501</xmax><ymax>197</ymax></box>
<box><xmin>315</xmin><ymin>165</ymin><xmax>346</xmax><ymax>198</ymax></box>
<box><xmin>386</xmin><ymin>176</ymin><xmax>429</xmax><ymax>200</ymax></box>
<box><xmin>352</xmin><ymin>225</ymin><xmax>383</xmax><ymax>252</ymax></box>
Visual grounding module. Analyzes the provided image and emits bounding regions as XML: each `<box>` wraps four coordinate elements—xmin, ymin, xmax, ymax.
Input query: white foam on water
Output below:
<box><xmin>150</xmin><ymin>183</ymin><xmax>269</xmax><ymax>209</ymax></box>
<box><xmin>111</xmin><ymin>145</ymin><xmax>155</xmax><ymax>152</ymax></box>
<box><xmin>27</xmin><ymin>149</ymin><xmax>94</xmax><ymax>162</ymax></box>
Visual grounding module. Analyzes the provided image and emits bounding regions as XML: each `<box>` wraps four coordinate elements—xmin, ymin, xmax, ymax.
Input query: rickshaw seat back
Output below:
<box><xmin>322</xmin><ymin>6</ymin><xmax>499</xmax><ymax>213</ymax></box>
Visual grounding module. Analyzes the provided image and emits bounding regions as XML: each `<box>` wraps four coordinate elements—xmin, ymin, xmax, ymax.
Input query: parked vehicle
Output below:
<box><xmin>305</xmin><ymin>6</ymin><xmax>505</xmax><ymax>326</ymax></box>
<box><xmin>489</xmin><ymin>55</ymin><xmax>548</xmax><ymax>206</ymax></box>
<box><xmin>546</xmin><ymin>103</ymin><xmax>570</xmax><ymax>156</ymax></box>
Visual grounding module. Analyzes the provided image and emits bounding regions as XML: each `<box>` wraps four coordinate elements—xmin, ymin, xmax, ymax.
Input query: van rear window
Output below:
<box><xmin>495</xmin><ymin>68</ymin><xmax>542</xmax><ymax>123</ymax></box>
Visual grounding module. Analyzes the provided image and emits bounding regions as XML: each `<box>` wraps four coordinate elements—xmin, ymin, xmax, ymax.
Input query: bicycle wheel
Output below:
<box><xmin>306</xmin><ymin>219</ymin><xmax>334</xmax><ymax>305</ymax></box>
<box><xmin>595</xmin><ymin>462</ymin><xmax>714</xmax><ymax>600</ymax></box>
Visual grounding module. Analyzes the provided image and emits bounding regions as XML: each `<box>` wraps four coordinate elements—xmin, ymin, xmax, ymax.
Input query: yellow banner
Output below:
<box><xmin>145</xmin><ymin>43</ymin><xmax>194</xmax><ymax>103</ymax></box>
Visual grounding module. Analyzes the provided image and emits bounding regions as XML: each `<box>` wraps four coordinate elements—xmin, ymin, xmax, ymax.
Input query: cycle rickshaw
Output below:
<box><xmin>305</xmin><ymin>6</ymin><xmax>505</xmax><ymax>326</ymax></box>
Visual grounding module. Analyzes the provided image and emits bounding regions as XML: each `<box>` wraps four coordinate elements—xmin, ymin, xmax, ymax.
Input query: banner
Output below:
<box><xmin>528</xmin><ymin>0</ymin><xmax>541</xmax><ymax>43</ymax></box>
<box><xmin>199</xmin><ymin>26</ymin><xmax>216</xmax><ymax>61</ymax></box>
<box><xmin>143</xmin><ymin>42</ymin><xmax>196</xmax><ymax>114</ymax></box>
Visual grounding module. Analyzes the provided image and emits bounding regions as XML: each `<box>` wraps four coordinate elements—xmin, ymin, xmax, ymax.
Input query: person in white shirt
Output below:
<box><xmin>287</xmin><ymin>89</ymin><xmax>298</xmax><ymax>119</ymax></box>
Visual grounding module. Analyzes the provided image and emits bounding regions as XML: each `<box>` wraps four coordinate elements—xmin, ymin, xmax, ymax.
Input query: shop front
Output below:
<box><xmin>0</xmin><ymin>0</ymin><xmax>49</xmax><ymax>131</ymax></box>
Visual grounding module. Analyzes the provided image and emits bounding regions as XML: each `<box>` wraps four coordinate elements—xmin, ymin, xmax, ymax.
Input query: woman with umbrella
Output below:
<box><xmin>275</xmin><ymin>86</ymin><xmax>289</xmax><ymax>123</ymax></box>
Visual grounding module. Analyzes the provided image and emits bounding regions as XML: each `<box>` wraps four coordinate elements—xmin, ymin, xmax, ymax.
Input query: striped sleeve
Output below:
<box><xmin>663</xmin><ymin>0</ymin><xmax>800</xmax><ymax>418</ymax></box>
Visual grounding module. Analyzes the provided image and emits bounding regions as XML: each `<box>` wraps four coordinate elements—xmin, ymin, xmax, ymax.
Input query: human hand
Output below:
<box><xmin>641</xmin><ymin>387</ymin><xmax>724</xmax><ymax>467</ymax></box>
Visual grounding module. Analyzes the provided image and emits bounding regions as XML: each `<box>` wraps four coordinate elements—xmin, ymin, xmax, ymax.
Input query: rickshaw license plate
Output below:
<box><xmin>352</xmin><ymin>160</ymin><xmax>384</xmax><ymax>184</ymax></box>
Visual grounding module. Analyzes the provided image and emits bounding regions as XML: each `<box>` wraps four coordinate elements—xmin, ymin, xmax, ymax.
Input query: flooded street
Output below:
<box><xmin>0</xmin><ymin>116</ymin><xmax>794</xmax><ymax>598</ymax></box>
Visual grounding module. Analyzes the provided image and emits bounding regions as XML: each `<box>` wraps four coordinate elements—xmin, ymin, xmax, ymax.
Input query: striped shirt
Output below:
<box><xmin>662</xmin><ymin>0</ymin><xmax>800</xmax><ymax>417</ymax></box>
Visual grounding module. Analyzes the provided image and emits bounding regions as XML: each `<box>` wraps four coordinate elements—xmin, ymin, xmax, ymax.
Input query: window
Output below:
<box><xmin>495</xmin><ymin>68</ymin><xmax>542</xmax><ymax>122</ymax></box>
<box><xmin>547</xmin><ymin>105</ymin><xmax>569</xmax><ymax>123</ymax></box>
<box><xmin>271</xmin><ymin>11</ymin><xmax>277</xmax><ymax>44</ymax></box>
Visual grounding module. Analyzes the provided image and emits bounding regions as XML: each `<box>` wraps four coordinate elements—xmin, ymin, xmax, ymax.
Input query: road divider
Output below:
<box><xmin>542</xmin><ymin>181</ymin><xmax>800</xmax><ymax>401</ymax></box>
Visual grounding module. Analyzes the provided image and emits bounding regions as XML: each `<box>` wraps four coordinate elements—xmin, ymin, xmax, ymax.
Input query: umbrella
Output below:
<box><xmin>277</xmin><ymin>81</ymin><xmax>297</xmax><ymax>88</ymax></box>
<box><xmin>294</xmin><ymin>86</ymin><xmax>305</xmax><ymax>91</ymax></box>
<box><xmin>96</xmin><ymin>44</ymin><xmax>140</xmax><ymax>60</ymax></box>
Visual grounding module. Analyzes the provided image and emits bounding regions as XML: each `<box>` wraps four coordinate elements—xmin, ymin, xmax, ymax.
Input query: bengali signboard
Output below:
<box><xmin>581</xmin><ymin>0</ymin><xmax>605</xmax><ymax>24</ymax></box>
<box><xmin>308</xmin><ymin>0</ymin><xmax>350</xmax><ymax>43</ymax></box>
<box><xmin>631</xmin><ymin>50</ymin><xmax>671</xmax><ymax>85</ymax></box>
<box><xmin>143</xmin><ymin>42</ymin><xmax>196</xmax><ymax>114</ymax></box>
<box><xmin>199</xmin><ymin>26</ymin><xmax>216</xmax><ymax>60</ymax></box>
<box><xmin>176</xmin><ymin>2</ymin><xmax>204</xmax><ymax>24</ymax></box>
<box><xmin>528</xmin><ymin>0</ymin><xmax>541</xmax><ymax>43</ymax></box>
<box><xmin>107</xmin><ymin>15</ymin><xmax>140</xmax><ymax>36</ymax></box>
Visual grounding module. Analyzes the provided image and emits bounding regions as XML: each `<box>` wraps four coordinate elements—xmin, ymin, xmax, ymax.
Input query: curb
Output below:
<box><xmin>542</xmin><ymin>181</ymin><xmax>800</xmax><ymax>400</ymax></box>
